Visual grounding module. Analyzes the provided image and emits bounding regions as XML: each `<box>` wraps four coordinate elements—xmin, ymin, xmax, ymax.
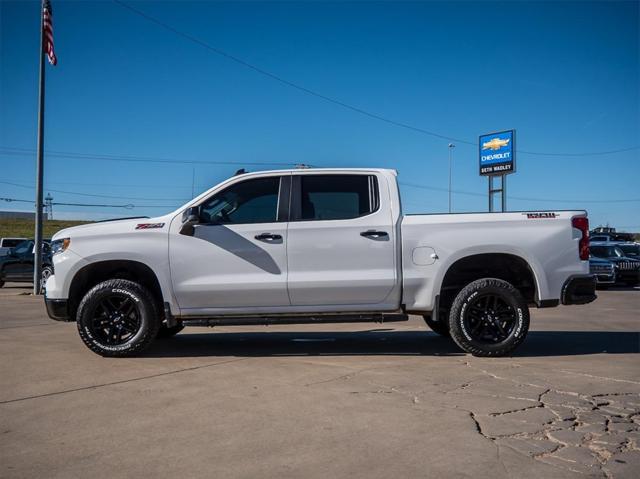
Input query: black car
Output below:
<box><xmin>0</xmin><ymin>240</ymin><xmax>53</xmax><ymax>288</ymax></box>
<box><xmin>589</xmin><ymin>243</ymin><xmax>640</xmax><ymax>286</ymax></box>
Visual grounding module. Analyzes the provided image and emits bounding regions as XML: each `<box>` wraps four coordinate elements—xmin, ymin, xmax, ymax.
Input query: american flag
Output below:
<box><xmin>43</xmin><ymin>0</ymin><xmax>57</xmax><ymax>66</ymax></box>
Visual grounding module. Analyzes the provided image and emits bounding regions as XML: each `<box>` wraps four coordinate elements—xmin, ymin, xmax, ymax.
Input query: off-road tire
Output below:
<box><xmin>449</xmin><ymin>278</ymin><xmax>529</xmax><ymax>357</ymax></box>
<box><xmin>157</xmin><ymin>323</ymin><xmax>184</xmax><ymax>338</ymax></box>
<box><xmin>423</xmin><ymin>314</ymin><xmax>451</xmax><ymax>337</ymax></box>
<box><xmin>76</xmin><ymin>279</ymin><xmax>160</xmax><ymax>357</ymax></box>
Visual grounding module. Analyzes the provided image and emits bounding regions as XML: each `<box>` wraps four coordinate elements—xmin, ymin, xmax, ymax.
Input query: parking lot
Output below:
<box><xmin>0</xmin><ymin>283</ymin><xmax>638</xmax><ymax>478</ymax></box>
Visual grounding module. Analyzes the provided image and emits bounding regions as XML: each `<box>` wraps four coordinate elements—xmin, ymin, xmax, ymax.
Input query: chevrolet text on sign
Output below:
<box><xmin>479</xmin><ymin>129</ymin><xmax>516</xmax><ymax>176</ymax></box>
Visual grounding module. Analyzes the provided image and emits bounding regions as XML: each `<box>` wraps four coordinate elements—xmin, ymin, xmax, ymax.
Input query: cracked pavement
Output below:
<box><xmin>0</xmin><ymin>284</ymin><xmax>638</xmax><ymax>478</ymax></box>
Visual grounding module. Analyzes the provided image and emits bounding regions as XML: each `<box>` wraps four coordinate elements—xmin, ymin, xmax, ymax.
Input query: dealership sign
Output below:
<box><xmin>479</xmin><ymin>130</ymin><xmax>515</xmax><ymax>176</ymax></box>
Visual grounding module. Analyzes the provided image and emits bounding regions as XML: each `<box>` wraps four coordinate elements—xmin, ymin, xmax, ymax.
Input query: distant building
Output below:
<box><xmin>0</xmin><ymin>211</ymin><xmax>37</xmax><ymax>220</ymax></box>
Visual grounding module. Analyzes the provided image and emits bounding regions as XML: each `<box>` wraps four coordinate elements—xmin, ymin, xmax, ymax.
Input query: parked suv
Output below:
<box><xmin>0</xmin><ymin>240</ymin><xmax>53</xmax><ymax>288</ymax></box>
<box><xmin>589</xmin><ymin>243</ymin><xmax>640</xmax><ymax>286</ymax></box>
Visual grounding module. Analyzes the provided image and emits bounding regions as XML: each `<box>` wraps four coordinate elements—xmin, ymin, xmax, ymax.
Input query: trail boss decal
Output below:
<box><xmin>135</xmin><ymin>223</ymin><xmax>165</xmax><ymax>230</ymax></box>
<box><xmin>525</xmin><ymin>213</ymin><xmax>558</xmax><ymax>219</ymax></box>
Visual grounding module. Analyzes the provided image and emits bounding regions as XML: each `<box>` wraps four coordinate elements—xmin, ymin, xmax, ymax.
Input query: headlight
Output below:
<box><xmin>51</xmin><ymin>238</ymin><xmax>70</xmax><ymax>255</ymax></box>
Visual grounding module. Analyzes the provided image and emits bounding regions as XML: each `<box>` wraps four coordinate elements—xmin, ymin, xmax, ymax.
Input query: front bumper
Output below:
<box><xmin>616</xmin><ymin>270</ymin><xmax>640</xmax><ymax>284</ymax></box>
<box><xmin>45</xmin><ymin>298</ymin><xmax>72</xmax><ymax>321</ymax></box>
<box><xmin>561</xmin><ymin>275</ymin><xmax>597</xmax><ymax>305</ymax></box>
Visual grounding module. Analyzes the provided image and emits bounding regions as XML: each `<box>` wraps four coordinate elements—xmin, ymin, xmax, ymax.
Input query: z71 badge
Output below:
<box><xmin>525</xmin><ymin>213</ymin><xmax>558</xmax><ymax>219</ymax></box>
<box><xmin>135</xmin><ymin>223</ymin><xmax>165</xmax><ymax>230</ymax></box>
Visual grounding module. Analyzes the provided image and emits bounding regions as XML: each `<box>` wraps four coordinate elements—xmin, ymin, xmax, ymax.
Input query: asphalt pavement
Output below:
<box><xmin>1</xmin><ymin>283</ymin><xmax>639</xmax><ymax>478</ymax></box>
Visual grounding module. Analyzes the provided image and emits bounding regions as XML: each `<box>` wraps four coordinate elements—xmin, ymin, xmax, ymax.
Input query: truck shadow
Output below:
<box><xmin>145</xmin><ymin>330</ymin><xmax>640</xmax><ymax>358</ymax></box>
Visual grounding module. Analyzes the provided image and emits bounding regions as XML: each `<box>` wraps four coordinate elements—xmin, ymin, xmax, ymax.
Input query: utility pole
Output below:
<box><xmin>448</xmin><ymin>143</ymin><xmax>455</xmax><ymax>213</ymax></box>
<box><xmin>33</xmin><ymin>0</ymin><xmax>46</xmax><ymax>295</ymax></box>
<box><xmin>45</xmin><ymin>193</ymin><xmax>53</xmax><ymax>220</ymax></box>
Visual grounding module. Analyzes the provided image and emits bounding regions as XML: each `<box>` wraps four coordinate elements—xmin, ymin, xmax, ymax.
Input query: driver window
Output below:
<box><xmin>200</xmin><ymin>177</ymin><xmax>280</xmax><ymax>225</ymax></box>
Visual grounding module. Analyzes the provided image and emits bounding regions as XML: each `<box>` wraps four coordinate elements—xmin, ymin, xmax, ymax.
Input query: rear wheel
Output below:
<box><xmin>423</xmin><ymin>314</ymin><xmax>450</xmax><ymax>337</ymax></box>
<box><xmin>449</xmin><ymin>278</ymin><xmax>529</xmax><ymax>357</ymax></box>
<box><xmin>76</xmin><ymin>279</ymin><xmax>160</xmax><ymax>357</ymax></box>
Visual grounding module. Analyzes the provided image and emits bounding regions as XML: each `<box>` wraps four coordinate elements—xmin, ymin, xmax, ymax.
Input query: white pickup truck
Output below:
<box><xmin>45</xmin><ymin>168</ymin><xmax>596</xmax><ymax>357</ymax></box>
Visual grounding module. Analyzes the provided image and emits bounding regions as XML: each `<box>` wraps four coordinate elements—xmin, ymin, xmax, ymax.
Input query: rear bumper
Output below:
<box><xmin>45</xmin><ymin>298</ymin><xmax>72</xmax><ymax>322</ymax></box>
<box><xmin>561</xmin><ymin>275</ymin><xmax>597</xmax><ymax>305</ymax></box>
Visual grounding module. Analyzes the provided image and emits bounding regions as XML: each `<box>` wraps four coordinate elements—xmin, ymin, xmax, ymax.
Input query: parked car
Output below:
<box><xmin>589</xmin><ymin>243</ymin><xmax>640</xmax><ymax>286</ymax></box>
<box><xmin>0</xmin><ymin>237</ymin><xmax>28</xmax><ymax>256</ymax></box>
<box><xmin>589</xmin><ymin>256</ymin><xmax>616</xmax><ymax>289</ymax></box>
<box><xmin>617</xmin><ymin>243</ymin><xmax>640</xmax><ymax>259</ymax></box>
<box><xmin>0</xmin><ymin>240</ymin><xmax>53</xmax><ymax>289</ymax></box>
<box><xmin>44</xmin><ymin>168</ymin><xmax>596</xmax><ymax>357</ymax></box>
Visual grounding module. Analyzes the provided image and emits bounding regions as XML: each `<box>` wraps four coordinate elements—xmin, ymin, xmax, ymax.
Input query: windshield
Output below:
<box><xmin>590</xmin><ymin>245</ymin><xmax>625</xmax><ymax>258</ymax></box>
<box><xmin>619</xmin><ymin>244</ymin><xmax>640</xmax><ymax>257</ymax></box>
<box><xmin>12</xmin><ymin>240</ymin><xmax>34</xmax><ymax>255</ymax></box>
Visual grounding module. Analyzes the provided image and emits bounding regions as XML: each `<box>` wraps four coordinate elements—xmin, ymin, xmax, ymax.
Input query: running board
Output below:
<box><xmin>181</xmin><ymin>313</ymin><xmax>408</xmax><ymax>327</ymax></box>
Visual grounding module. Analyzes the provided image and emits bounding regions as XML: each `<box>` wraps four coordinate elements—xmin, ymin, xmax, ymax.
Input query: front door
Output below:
<box><xmin>169</xmin><ymin>174</ymin><xmax>290</xmax><ymax>314</ymax></box>
<box><xmin>286</xmin><ymin>173</ymin><xmax>398</xmax><ymax>308</ymax></box>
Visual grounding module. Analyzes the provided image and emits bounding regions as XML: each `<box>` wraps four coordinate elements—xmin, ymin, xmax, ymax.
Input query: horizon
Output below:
<box><xmin>1</xmin><ymin>0</ymin><xmax>638</xmax><ymax>228</ymax></box>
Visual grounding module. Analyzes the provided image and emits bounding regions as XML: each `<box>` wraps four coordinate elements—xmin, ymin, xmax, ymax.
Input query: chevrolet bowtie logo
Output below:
<box><xmin>482</xmin><ymin>137</ymin><xmax>510</xmax><ymax>151</ymax></box>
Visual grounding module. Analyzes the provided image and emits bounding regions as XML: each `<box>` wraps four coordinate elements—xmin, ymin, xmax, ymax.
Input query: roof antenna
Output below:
<box><xmin>234</xmin><ymin>168</ymin><xmax>247</xmax><ymax>176</ymax></box>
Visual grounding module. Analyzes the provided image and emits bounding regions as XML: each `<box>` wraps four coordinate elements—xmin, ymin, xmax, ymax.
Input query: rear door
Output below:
<box><xmin>286</xmin><ymin>173</ymin><xmax>398</xmax><ymax>308</ymax></box>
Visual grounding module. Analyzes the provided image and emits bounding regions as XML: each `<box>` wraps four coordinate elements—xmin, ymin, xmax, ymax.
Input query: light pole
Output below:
<box><xmin>448</xmin><ymin>143</ymin><xmax>455</xmax><ymax>213</ymax></box>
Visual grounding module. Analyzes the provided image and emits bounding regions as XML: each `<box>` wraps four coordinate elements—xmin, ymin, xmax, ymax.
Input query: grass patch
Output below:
<box><xmin>0</xmin><ymin>219</ymin><xmax>91</xmax><ymax>239</ymax></box>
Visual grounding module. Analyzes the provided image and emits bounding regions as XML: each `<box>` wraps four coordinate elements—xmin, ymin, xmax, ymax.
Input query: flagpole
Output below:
<box><xmin>34</xmin><ymin>0</ymin><xmax>46</xmax><ymax>295</ymax></box>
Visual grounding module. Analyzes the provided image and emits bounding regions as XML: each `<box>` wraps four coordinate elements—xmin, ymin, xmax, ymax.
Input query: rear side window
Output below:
<box><xmin>296</xmin><ymin>175</ymin><xmax>378</xmax><ymax>221</ymax></box>
<box><xmin>200</xmin><ymin>177</ymin><xmax>280</xmax><ymax>225</ymax></box>
<box><xmin>1</xmin><ymin>239</ymin><xmax>24</xmax><ymax>248</ymax></box>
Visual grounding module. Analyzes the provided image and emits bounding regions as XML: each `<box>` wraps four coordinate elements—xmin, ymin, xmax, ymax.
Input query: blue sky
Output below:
<box><xmin>1</xmin><ymin>0</ymin><xmax>638</xmax><ymax>229</ymax></box>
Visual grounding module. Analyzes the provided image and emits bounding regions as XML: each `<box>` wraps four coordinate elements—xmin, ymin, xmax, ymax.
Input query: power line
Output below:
<box><xmin>0</xmin><ymin>180</ymin><xmax>189</xmax><ymax>202</ymax></box>
<box><xmin>0</xmin><ymin>196</ymin><xmax>176</xmax><ymax>209</ymax></box>
<box><xmin>0</xmin><ymin>146</ymin><xmax>298</xmax><ymax>167</ymax></box>
<box><xmin>399</xmin><ymin>182</ymin><xmax>640</xmax><ymax>203</ymax></box>
<box><xmin>112</xmin><ymin>0</ymin><xmax>639</xmax><ymax>158</ymax></box>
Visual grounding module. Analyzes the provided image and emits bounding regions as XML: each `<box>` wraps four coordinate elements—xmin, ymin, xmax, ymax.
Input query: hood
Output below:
<box><xmin>51</xmin><ymin>215</ymin><xmax>172</xmax><ymax>241</ymax></box>
<box><xmin>589</xmin><ymin>256</ymin><xmax>614</xmax><ymax>265</ymax></box>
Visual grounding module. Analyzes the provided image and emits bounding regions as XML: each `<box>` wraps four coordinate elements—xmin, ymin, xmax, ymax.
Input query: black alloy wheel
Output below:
<box><xmin>462</xmin><ymin>293</ymin><xmax>517</xmax><ymax>344</ymax></box>
<box><xmin>449</xmin><ymin>278</ymin><xmax>530</xmax><ymax>357</ymax></box>
<box><xmin>77</xmin><ymin>279</ymin><xmax>160</xmax><ymax>357</ymax></box>
<box><xmin>90</xmin><ymin>294</ymin><xmax>142</xmax><ymax>346</ymax></box>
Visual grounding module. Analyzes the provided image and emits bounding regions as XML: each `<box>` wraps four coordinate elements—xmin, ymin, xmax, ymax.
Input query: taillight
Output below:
<box><xmin>572</xmin><ymin>216</ymin><xmax>589</xmax><ymax>261</ymax></box>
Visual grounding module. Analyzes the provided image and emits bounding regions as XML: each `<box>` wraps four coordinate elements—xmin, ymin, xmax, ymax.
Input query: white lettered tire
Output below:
<box><xmin>76</xmin><ymin>279</ymin><xmax>160</xmax><ymax>357</ymax></box>
<box><xmin>448</xmin><ymin>278</ymin><xmax>529</xmax><ymax>357</ymax></box>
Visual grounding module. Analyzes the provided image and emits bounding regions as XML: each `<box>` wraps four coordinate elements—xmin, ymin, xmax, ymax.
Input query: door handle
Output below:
<box><xmin>360</xmin><ymin>230</ymin><xmax>389</xmax><ymax>239</ymax></box>
<box><xmin>255</xmin><ymin>233</ymin><xmax>282</xmax><ymax>241</ymax></box>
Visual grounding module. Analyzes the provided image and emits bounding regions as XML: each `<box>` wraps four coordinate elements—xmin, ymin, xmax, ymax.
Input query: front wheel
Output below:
<box><xmin>76</xmin><ymin>279</ymin><xmax>160</xmax><ymax>357</ymax></box>
<box><xmin>448</xmin><ymin>278</ymin><xmax>529</xmax><ymax>357</ymax></box>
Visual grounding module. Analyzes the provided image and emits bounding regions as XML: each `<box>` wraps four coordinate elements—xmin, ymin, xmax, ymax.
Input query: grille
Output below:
<box><xmin>617</xmin><ymin>261</ymin><xmax>640</xmax><ymax>271</ymax></box>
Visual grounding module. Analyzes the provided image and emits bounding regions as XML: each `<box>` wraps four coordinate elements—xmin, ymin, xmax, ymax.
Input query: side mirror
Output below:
<box><xmin>180</xmin><ymin>206</ymin><xmax>201</xmax><ymax>236</ymax></box>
